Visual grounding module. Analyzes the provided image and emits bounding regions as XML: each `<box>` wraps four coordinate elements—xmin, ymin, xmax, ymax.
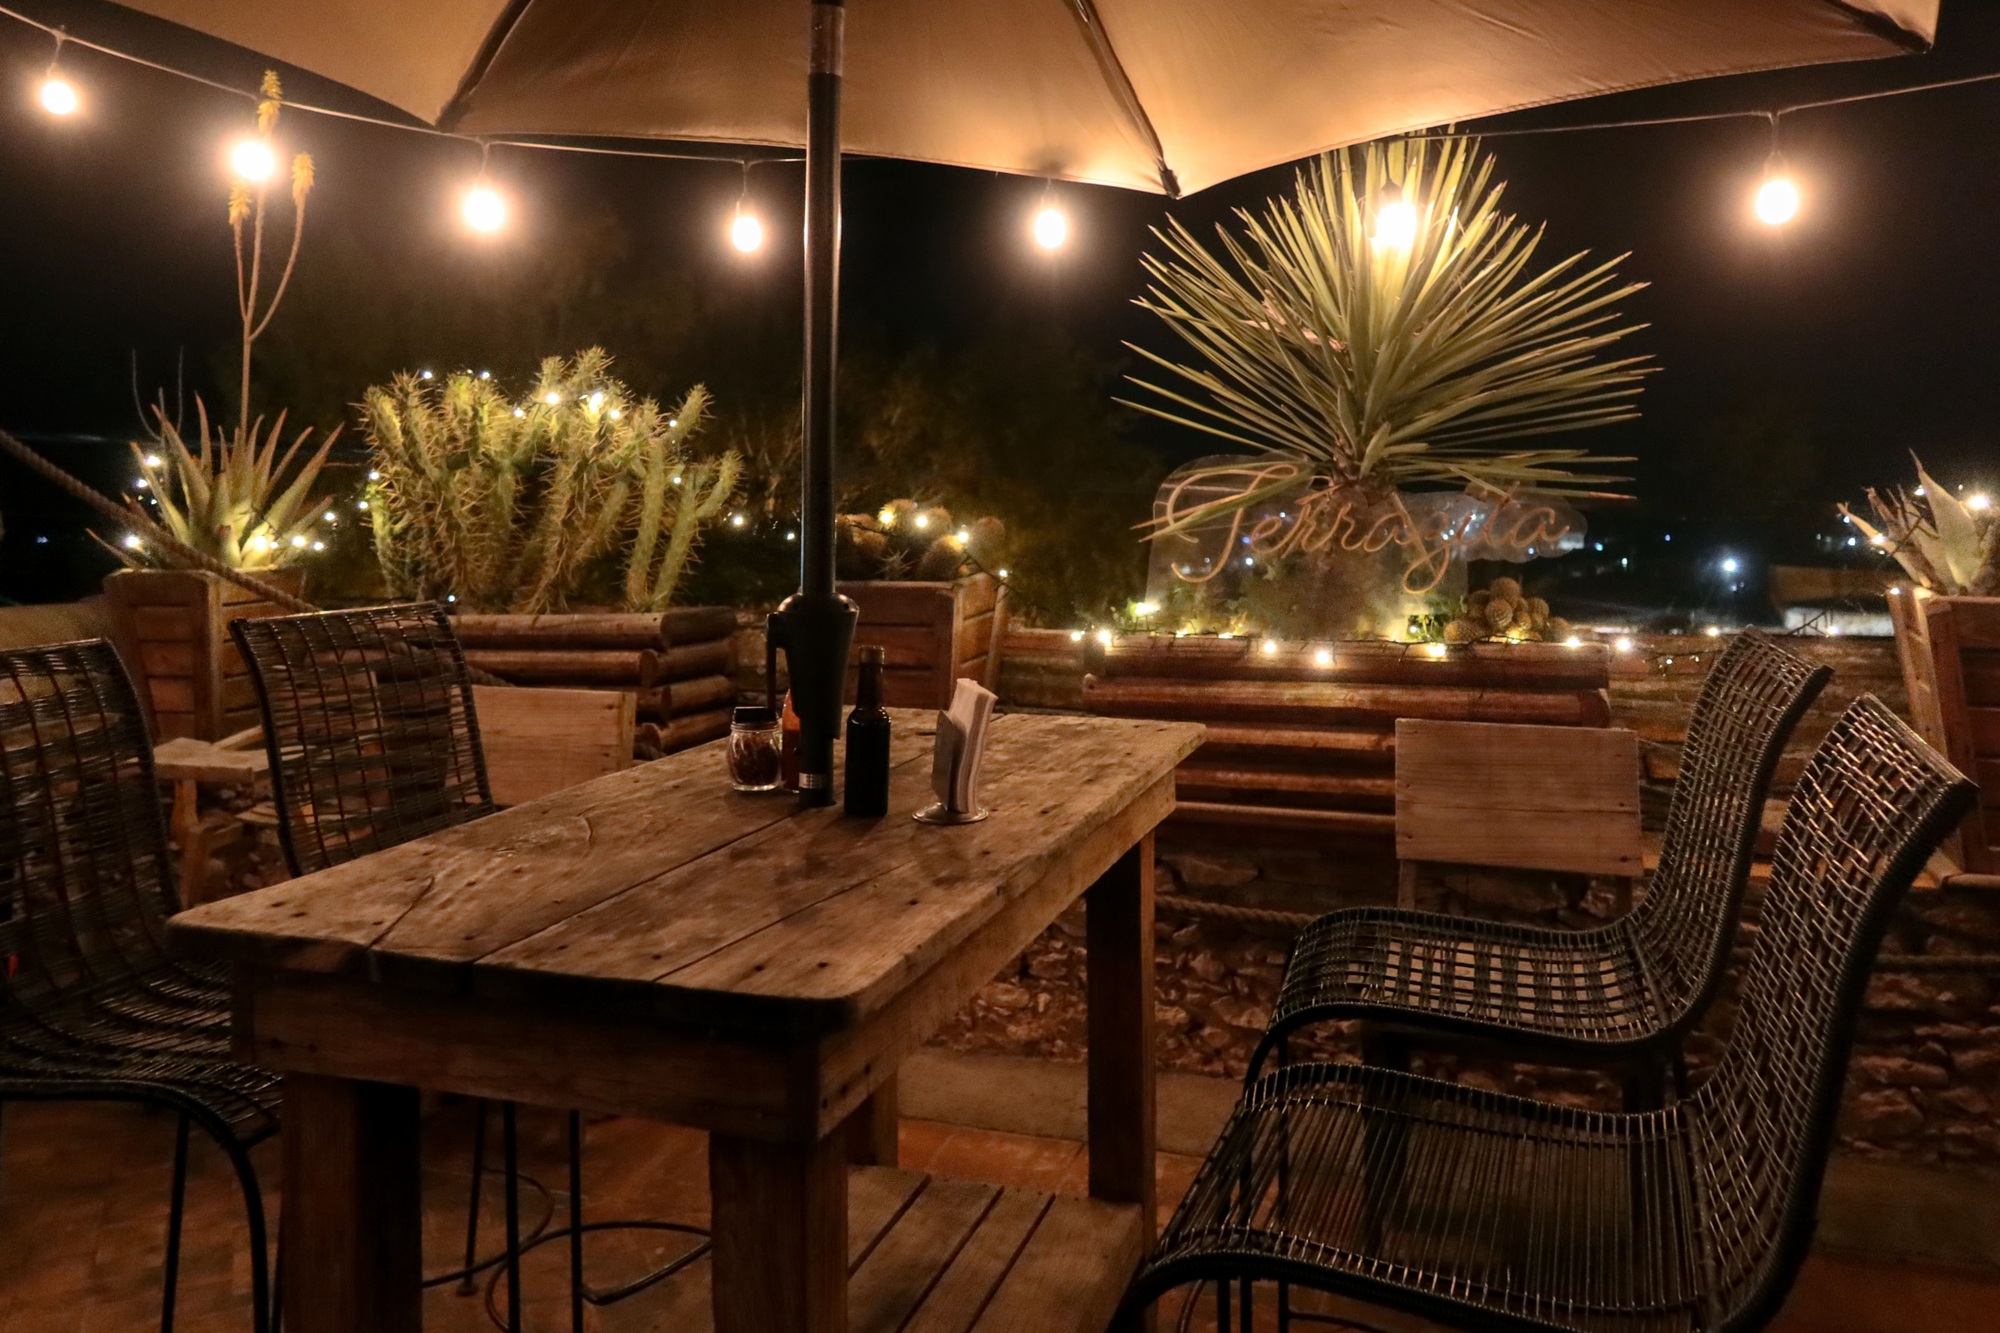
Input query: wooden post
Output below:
<box><xmin>1087</xmin><ymin>834</ymin><xmax>1156</xmax><ymax>1220</ymax></box>
<box><xmin>710</xmin><ymin>1131</ymin><xmax>849</xmax><ymax>1333</ymax></box>
<box><xmin>280</xmin><ymin>1074</ymin><xmax>422</xmax><ymax>1333</ymax></box>
<box><xmin>840</xmin><ymin>1070</ymin><xmax>899</xmax><ymax>1166</ymax></box>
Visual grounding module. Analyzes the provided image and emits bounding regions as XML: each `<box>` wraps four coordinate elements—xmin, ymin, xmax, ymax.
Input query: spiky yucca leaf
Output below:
<box><xmin>1128</xmin><ymin>137</ymin><xmax>1649</xmax><ymax>530</ymax></box>
<box><xmin>1840</xmin><ymin>458</ymin><xmax>2000</xmax><ymax>596</ymax></box>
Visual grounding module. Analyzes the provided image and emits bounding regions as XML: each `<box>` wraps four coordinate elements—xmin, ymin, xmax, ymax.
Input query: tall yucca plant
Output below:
<box><xmin>1128</xmin><ymin>136</ymin><xmax>1651</xmax><ymax>529</ymax></box>
<box><xmin>362</xmin><ymin>349</ymin><xmax>738</xmax><ymax>613</ymax></box>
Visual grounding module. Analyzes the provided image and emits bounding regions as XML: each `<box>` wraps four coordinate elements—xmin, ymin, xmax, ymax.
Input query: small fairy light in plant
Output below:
<box><xmin>1069</xmin><ymin>630</ymin><xmax>1086</xmax><ymax>643</ymax></box>
<box><xmin>513</xmin><ymin>408</ymin><xmax>525</xmax><ymax>418</ymax></box>
<box><xmin>997</xmin><ymin>568</ymin><xmax>1009</xmax><ymax>579</ymax></box>
<box><xmin>1372</xmin><ymin>183</ymin><xmax>1418</xmax><ymax>250</ymax></box>
<box><xmin>310</xmin><ymin>540</ymin><xmax>325</xmax><ymax>551</ymax></box>
<box><xmin>1425</xmin><ymin>642</ymin><xmax>1449</xmax><ymax>660</ymax></box>
<box><xmin>142</xmin><ymin>453</ymin><xmax>162</xmax><ymax>468</ymax></box>
<box><xmin>132</xmin><ymin>477</ymin><xmax>148</xmax><ymax>489</ymax></box>
<box><xmin>586</xmin><ymin>391</ymin><xmax>605</xmax><ymax>412</ymax></box>
<box><xmin>418</xmin><ymin>369</ymin><xmax>434</xmax><ymax>381</ymax></box>
<box><xmin>1970</xmin><ymin>494</ymin><xmax>1992</xmax><ymax>511</ymax></box>
<box><xmin>667</xmin><ymin>417</ymin><xmax>678</xmax><ymax>428</ymax></box>
<box><xmin>544</xmin><ymin>391</ymin><xmax>561</xmax><ymax>405</ymax></box>
<box><xmin>878</xmin><ymin>505</ymin><xmax>898</xmax><ymax>526</ymax></box>
<box><xmin>446</xmin><ymin>594</ymin><xmax>458</xmax><ymax>603</ymax></box>
<box><xmin>1312</xmin><ymin>647</ymin><xmax>1333</xmax><ymax>668</ymax></box>
<box><xmin>786</xmin><ymin>531</ymin><xmax>797</xmax><ymax>542</ymax></box>
<box><xmin>1564</xmin><ymin>636</ymin><xmax>1583</xmax><ymax>648</ymax></box>
<box><xmin>290</xmin><ymin>535</ymin><xmax>307</xmax><ymax>549</ymax></box>
<box><xmin>228</xmin><ymin>137</ymin><xmax>276</xmax><ymax>183</ymax></box>
<box><xmin>1133</xmin><ymin>602</ymin><xmax>1159</xmax><ymax>618</ymax></box>
<box><xmin>355</xmin><ymin>500</ymin><xmax>369</xmax><ymax>511</ymax></box>
<box><xmin>955</xmin><ymin>528</ymin><xmax>971</xmax><ymax>545</ymax></box>
<box><xmin>1217</xmin><ymin>630</ymin><xmax>1237</xmax><ymax>640</ymax></box>
<box><xmin>1869</xmin><ymin>533</ymin><xmax>1887</xmax><ymax>547</ymax></box>
<box><xmin>1094</xmin><ymin>629</ymin><xmax>1113</xmax><ymax>646</ymax></box>
<box><xmin>1704</xmin><ymin>626</ymin><xmax>1722</xmax><ymax>637</ymax></box>
<box><xmin>1615</xmin><ymin>637</ymin><xmax>1634</xmax><ymax>654</ymax></box>
<box><xmin>608</xmin><ymin>407</ymin><xmax>623</xmax><ymax>420</ymax></box>
<box><xmin>913</xmin><ymin>513</ymin><xmax>931</xmax><ymax>531</ymax></box>
<box><xmin>1260</xmin><ymin>639</ymin><xmax>1279</xmax><ymax>656</ymax></box>
<box><xmin>730</xmin><ymin>513</ymin><xmax>746</xmax><ymax>528</ymax></box>
<box><xmin>121</xmin><ymin>533</ymin><xmax>143</xmax><ymax>550</ymax></box>
<box><xmin>671</xmin><ymin>475</ymin><xmax>682</xmax><ymax>486</ymax></box>
<box><xmin>367</xmin><ymin>470</ymin><xmax>381</xmax><ymax>481</ymax></box>
<box><xmin>246</xmin><ymin>534</ymin><xmax>270</xmax><ymax>554</ymax></box>
<box><xmin>1174</xmin><ymin>628</ymin><xmax>1191</xmax><ymax>638</ymax></box>
<box><xmin>477</xmin><ymin>370</ymin><xmax>491</xmax><ymax>380</ymax></box>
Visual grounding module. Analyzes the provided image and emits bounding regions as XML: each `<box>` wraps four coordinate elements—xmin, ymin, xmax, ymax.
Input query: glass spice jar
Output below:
<box><xmin>728</xmin><ymin>706</ymin><xmax>783</xmax><ymax>792</ymax></box>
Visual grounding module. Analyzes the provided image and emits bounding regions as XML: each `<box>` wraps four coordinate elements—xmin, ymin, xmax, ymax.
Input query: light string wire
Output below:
<box><xmin>8</xmin><ymin>2</ymin><xmax>2000</xmax><ymax>171</ymax></box>
<box><xmin>0</xmin><ymin>3</ymin><xmax>801</xmax><ymax>169</ymax></box>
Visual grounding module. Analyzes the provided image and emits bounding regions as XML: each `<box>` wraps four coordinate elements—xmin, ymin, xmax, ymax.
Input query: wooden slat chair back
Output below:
<box><xmin>1394</xmin><ymin>718</ymin><xmax>1642</xmax><ymax>901</ymax></box>
<box><xmin>1129</xmin><ymin>695</ymin><xmax>1977</xmax><ymax>1333</ymax></box>
<box><xmin>231</xmin><ymin>604</ymin><xmax>495</xmax><ymax>876</ymax></box>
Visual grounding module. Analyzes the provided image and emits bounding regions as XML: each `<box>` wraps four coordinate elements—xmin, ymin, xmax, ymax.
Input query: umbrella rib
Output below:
<box><xmin>1062</xmin><ymin>0</ymin><xmax>1180</xmax><ymax>197</ymax></box>
<box><xmin>437</xmin><ymin>0</ymin><xmax>538</xmax><ymax>131</ymax></box>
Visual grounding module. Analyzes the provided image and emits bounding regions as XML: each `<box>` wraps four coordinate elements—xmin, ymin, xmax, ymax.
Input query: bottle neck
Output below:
<box><xmin>855</xmin><ymin>657</ymin><xmax>884</xmax><ymax>712</ymax></box>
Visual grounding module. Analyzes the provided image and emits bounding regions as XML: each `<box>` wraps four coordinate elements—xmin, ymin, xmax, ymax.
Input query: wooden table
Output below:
<box><xmin>168</xmin><ymin>709</ymin><xmax>1203</xmax><ymax>1333</ymax></box>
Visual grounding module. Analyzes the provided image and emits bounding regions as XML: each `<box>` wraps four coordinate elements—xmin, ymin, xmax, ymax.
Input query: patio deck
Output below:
<box><xmin>0</xmin><ymin>1097</ymin><xmax>1991</xmax><ymax>1333</ymax></box>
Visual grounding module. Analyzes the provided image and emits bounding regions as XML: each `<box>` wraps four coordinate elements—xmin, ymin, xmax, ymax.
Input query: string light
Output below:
<box><xmin>1753</xmin><ymin>117</ymin><xmax>1799</xmax><ymax>227</ymax></box>
<box><xmin>1094</xmin><ymin>629</ymin><xmax>1113</xmax><ymax>646</ymax></box>
<box><xmin>1969</xmin><ymin>493</ymin><xmax>1992</xmax><ymax>511</ymax></box>
<box><xmin>462</xmin><ymin>181</ymin><xmax>506</xmax><ymax>233</ymax></box>
<box><xmin>1372</xmin><ymin>182</ymin><xmax>1418</xmax><ymax>250</ymax></box>
<box><xmin>121</xmin><ymin>533</ymin><xmax>143</xmax><ymax>550</ymax></box>
<box><xmin>1031</xmin><ymin>180</ymin><xmax>1068</xmax><ymax>251</ymax></box>
<box><xmin>228</xmin><ymin>136</ymin><xmax>276</xmax><ymax>182</ymax></box>
<box><xmin>1312</xmin><ymin>647</ymin><xmax>1333</xmax><ymax>667</ymax></box>
<box><xmin>37</xmin><ymin>32</ymin><xmax>79</xmax><ymax>116</ymax></box>
<box><xmin>729</xmin><ymin>162</ymin><xmax>766</xmax><ymax>253</ymax></box>
<box><xmin>1069</xmin><ymin>630</ymin><xmax>1085</xmax><ymax>643</ymax></box>
<box><xmin>1133</xmin><ymin>601</ymin><xmax>1159</xmax><ymax>617</ymax></box>
<box><xmin>1260</xmin><ymin>639</ymin><xmax>1279</xmax><ymax>656</ymax></box>
<box><xmin>1425</xmin><ymin>643</ymin><xmax>1449</xmax><ymax>659</ymax></box>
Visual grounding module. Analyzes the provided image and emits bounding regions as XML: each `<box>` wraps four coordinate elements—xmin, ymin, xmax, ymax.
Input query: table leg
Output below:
<box><xmin>710</xmin><ymin>1131</ymin><xmax>848</xmax><ymax>1333</ymax></box>
<box><xmin>1088</xmin><ymin>834</ymin><xmax>1158</xmax><ymax>1333</ymax></box>
<box><xmin>1087</xmin><ymin>833</ymin><xmax>1157</xmax><ymax>1221</ymax></box>
<box><xmin>280</xmin><ymin>1074</ymin><xmax>422</xmax><ymax>1333</ymax></box>
<box><xmin>841</xmin><ymin>1070</ymin><xmax>899</xmax><ymax>1166</ymax></box>
<box><xmin>171</xmin><ymin>779</ymin><xmax>201</xmax><ymax>907</ymax></box>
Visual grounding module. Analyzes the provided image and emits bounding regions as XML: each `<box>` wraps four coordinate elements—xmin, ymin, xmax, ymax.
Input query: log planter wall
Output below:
<box><xmin>1073</xmin><ymin>632</ymin><xmax>1613</xmax><ymax>841</ymax></box>
<box><xmin>836</xmin><ymin>573</ymin><xmax>1007</xmax><ymax>709</ymax></box>
<box><xmin>452</xmin><ymin>606</ymin><xmax>738</xmax><ymax>760</ymax></box>
<box><xmin>1887</xmin><ymin>589</ymin><xmax>2000</xmax><ymax>873</ymax></box>
<box><xmin>103</xmin><ymin>567</ymin><xmax>307</xmax><ymax>741</ymax></box>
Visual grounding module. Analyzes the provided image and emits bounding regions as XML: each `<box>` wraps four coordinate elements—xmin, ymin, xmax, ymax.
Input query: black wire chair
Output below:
<box><xmin>232</xmin><ymin>604</ymin><xmax>706</xmax><ymax>1333</ymax></box>
<box><xmin>1129</xmin><ymin>695</ymin><xmax>1978</xmax><ymax>1333</ymax></box>
<box><xmin>1248</xmin><ymin>629</ymin><xmax>1832</xmax><ymax>1101</ymax></box>
<box><xmin>0</xmin><ymin>639</ymin><xmax>278</xmax><ymax>1333</ymax></box>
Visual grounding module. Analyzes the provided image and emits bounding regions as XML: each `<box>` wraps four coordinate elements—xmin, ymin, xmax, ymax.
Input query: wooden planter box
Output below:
<box><xmin>1078</xmin><ymin>633</ymin><xmax>1613</xmax><ymax>840</ymax></box>
<box><xmin>1888</xmin><ymin>589</ymin><xmax>2000</xmax><ymax>872</ymax></box>
<box><xmin>837</xmin><ymin>574</ymin><xmax>1008</xmax><ymax>710</ymax></box>
<box><xmin>103</xmin><ymin>567</ymin><xmax>306</xmax><ymax>741</ymax></box>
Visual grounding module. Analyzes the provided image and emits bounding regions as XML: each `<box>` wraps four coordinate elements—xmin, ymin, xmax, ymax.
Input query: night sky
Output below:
<box><xmin>4</xmin><ymin>1</ymin><xmax>2000</xmax><ymax>620</ymax></box>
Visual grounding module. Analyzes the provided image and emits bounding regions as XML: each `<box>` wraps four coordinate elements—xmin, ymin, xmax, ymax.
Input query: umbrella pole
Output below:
<box><xmin>766</xmin><ymin>0</ymin><xmax>856</xmax><ymax>807</ymax></box>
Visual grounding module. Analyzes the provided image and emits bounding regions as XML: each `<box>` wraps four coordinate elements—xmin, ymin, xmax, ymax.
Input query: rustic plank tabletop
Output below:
<box><xmin>168</xmin><ymin>708</ymin><xmax>1203</xmax><ymax>1333</ymax></box>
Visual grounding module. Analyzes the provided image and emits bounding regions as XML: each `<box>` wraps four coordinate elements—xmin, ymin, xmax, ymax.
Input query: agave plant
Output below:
<box><xmin>1840</xmin><ymin>460</ymin><xmax>2000</xmax><ymax>596</ymax></box>
<box><xmin>362</xmin><ymin>349</ymin><xmax>740</xmax><ymax>613</ymax></box>
<box><xmin>111</xmin><ymin>400</ymin><xmax>336</xmax><ymax>570</ymax></box>
<box><xmin>1128</xmin><ymin>136</ymin><xmax>1651</xmax><ymax>530</ymax></box>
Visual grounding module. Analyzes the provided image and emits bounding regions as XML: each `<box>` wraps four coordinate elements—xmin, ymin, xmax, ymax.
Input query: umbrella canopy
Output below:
<box><xmin>114</xmin><ymin>0</ymin><xmax>1934</xmax><ymax>195</ymax></box>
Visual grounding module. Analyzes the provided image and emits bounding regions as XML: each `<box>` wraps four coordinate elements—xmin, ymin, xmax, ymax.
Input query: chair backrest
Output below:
<box><xmin>1629</xmin><ymin>629</ymin><xmax>1831</xmax><ymax>1037</ymax></box>
<box><xmin>1686</xmin><ymin>696</ymin><xmax>1974</xmax><ymax>1333</ymax></box>
<box><xmin>0</xmin><ymin>640</ymin><xmax>179</xmax><ymax>1014</ymax></box>
<box><xmin>232</xmin><ymin>604</ymin><xmax>495</xmax><ymax>876</ymax></box>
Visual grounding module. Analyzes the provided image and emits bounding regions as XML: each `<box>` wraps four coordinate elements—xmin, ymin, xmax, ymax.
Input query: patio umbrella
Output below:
<box><xmin>107</xmin><ymin>0</ymin><xmax>1938</xmax><ymax>800</ymax></box>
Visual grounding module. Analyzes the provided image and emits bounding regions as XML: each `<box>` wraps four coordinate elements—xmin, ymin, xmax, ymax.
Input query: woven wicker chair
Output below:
<box><xmin>1130</xmin><ymin>695</ymin><xmax>1977</xmax><ymax>1333</ymax></box>
<box><xmin>0</xmin><ymin>640</ymin><xmax>278</xmax><ymax>1333</ymax></box>
<box><xmin>1249</xmin><ymin>629</ymin><xmax>1831</xmax><ymax>1100</ymax></box>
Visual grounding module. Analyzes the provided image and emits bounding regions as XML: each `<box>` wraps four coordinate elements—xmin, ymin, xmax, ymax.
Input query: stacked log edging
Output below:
<box><xmin>1073</xmin><ymin>633</ymin><xmax>1611</xmax><ymax>840</ymax></box>
<box><xmin>453</xmin><ymin>607</ymin><xmax>737</xmax><ymax>760</ymax></box>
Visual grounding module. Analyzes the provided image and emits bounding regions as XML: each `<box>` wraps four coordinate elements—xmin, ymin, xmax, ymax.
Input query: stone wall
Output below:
<box><xmin>936</xmin><ymin>629</ymin><xmax>2000</xmax><ymax>1174</ymax></box>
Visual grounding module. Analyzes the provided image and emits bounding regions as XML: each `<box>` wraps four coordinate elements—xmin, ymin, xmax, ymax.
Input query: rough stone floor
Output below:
<box><xmin>0</xmin><ymin>1099</ymin><xmax>1991</xmax><ymax>1332</ymax></box>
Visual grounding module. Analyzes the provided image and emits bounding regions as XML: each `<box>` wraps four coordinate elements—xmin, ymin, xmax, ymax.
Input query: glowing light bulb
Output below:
<box><xmin>462</xmin><ymin>183</ymin><xmax>506</xmax><ymax>234</ymax></box>
<box><xmin>608</xmin><ymin>407</ymin><xmax>623</xmax><ymax>420</ymax></box>
<box><xmin>121</xmin><ymin>533</ymin><xmax>143</xmax><ymax>550</ymax></box>
<box><xmin>1720</xmin><ymin>557</ymin><xmax>1740</xmax><ymax>574</ymax></box>
<box><xmin>477</xmin><ymin>370</ymin><xmax>491</xmax><ymax>380</ymax></box>
<box><xmin>730</xmin><ymin>514</ymin><xmax>746</xmax><ymax>528</ymax></box>
<box><xmin>1094</xmin><ymin>629</ymin><xmax>1113</xmax><ymax>646</ymax></box>
<box><xmin>356</xmin><ymin>500</ymin><xmax>369</xmax><ymax>510</ymax></box>
<box><xmin>1615</xmin><ymin>637</ymin><xmax>1633</xmax><ymax>653</ymax></box>
<box><xmin>310</xmin><ymin>540</ymin><xmax>325</xmax><ymax>551</ymax></box>
<box><xmin>1372</xmin><ymin>185</ymin><xmax>1417</xmax><ymax>250</ymax></box>
<box><xmin>586</xmin><ymin>391</ymin><xmax>605</xmax><ymax>411</ymax></box>
<box><xmin>142</xmin><ymin>454</ymin><xmax>162</xmax><ymax>468</ymax></box>
<box><xmin>1260</xmin><ymin>640</ymin><xmax>1278</xmax><ymax>656</ymax></box>
<box><xmin>512</xmin><ymin>408</ymin><xmax>525</xmax><ymax>418</ymax></box>
<box><xmin>367</xmin><ymin>470</ymin><xmax>380</xmax><ymax>481</ymax></box>
<box><xmin>1312</xmin><ymin>647</ymin><xmax>1333</xmax><ymax>667</ymax></box>
<box><xmin>1032</xmin><ymin>206</ymin><xmax>1068</xmax><ymax>251</ymax></box>
<box><xmin>730</xmin><ymin>210</ymin><xmax>764</xmax><ymax>253</ymax></box>
<box><xmin>39</xmin><ymin>73</ymin><xmax>79</xmax><ymax>116</ymax></box>
<box><xmin>955</xmin><ymin>528</ymin><xmax>971</xmax><ymax>545</ymax></box>
<box><xmin>1969</xmin><ymin>494</ymin><xmax>1992</xmax><ymax>511</ymax></box>
<box><xmin>418</xmin><ymin>369</ymin><xmax>434</xmax><ymax>381</ymax></box>
<box><xmin>132</xmin><ymin>478</ymin><xmax>148</xmax><ymax>489</ymax></box>
<box><xmin>997</xmin><ymin>568</ymin><xmax>1010</xmax><ymax>578</ymax></box>
<box><xmin>878</xmin><ymin>506</ymin><xmax>898</xmax><ymax>526</ymax></box>
<box><xmin>1133</xmin><ymin>602</ymin><xmax>1159</xmax><ymax>618</ymax></box>
<box><xmin>1564</xmin><ymin>636</ymin><xmax>1583</xmax><ymax>648</ymax></box>
<box><xmin>1425</xmin><ymin>643</ymin><xmax>1449</xmax><ymax>660</ymax></box>
<box><xmin>290</xmin><ymin>535</ymin><xmax>307</xmax><ymax>549</ymax></box>
<box><xmin>1069</xmin><ymin>630</ymin><xmax>1085</xmax><ymax>643</ymax></box>
<box><xmin>913</xmin><ymin>514</ymin><xmax>930</xmax><ymax>530</ymax></box>
<box><xmin>1753</xmin><ymin>172</ymin><xmax>1799</xmax><ymax>226</ymax></box>
<box><xmin>229</xmin><ymin>138</ymin><xmax>276</xmax><ymax>183</ymax></box>
<box><xmin>544</xmin><ymin>391</ymin><xmax>562</xmax><ymax>405</ymax></box>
